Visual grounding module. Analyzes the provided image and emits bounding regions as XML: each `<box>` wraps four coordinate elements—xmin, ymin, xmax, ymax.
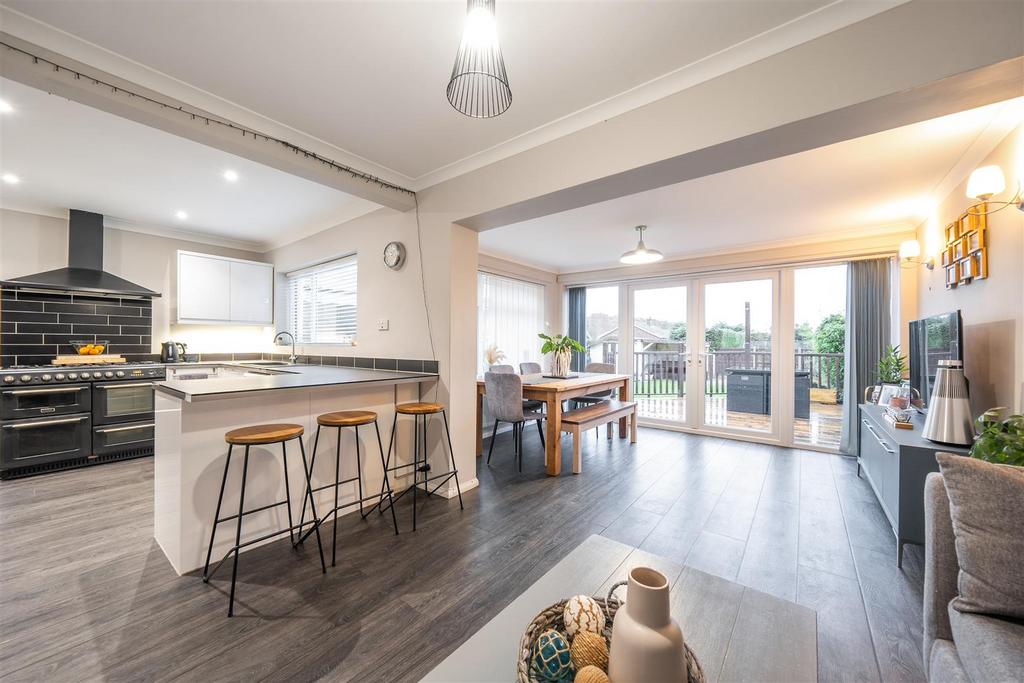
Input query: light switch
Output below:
<box><xmin>377</xmin><ymin>319</ymin><xmax>390</xmax><ymax>331</ymax></box>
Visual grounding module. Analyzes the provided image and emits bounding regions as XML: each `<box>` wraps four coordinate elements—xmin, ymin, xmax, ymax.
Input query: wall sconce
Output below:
<box><xmin>966</xmin><ymin>165</ymin><xmax>1024</xmax><ymax>214</ymax></box>
<box><xmin>899</xmin><ymin>239</ymin><xmax>934</xmax><ymax>269</ymax></box>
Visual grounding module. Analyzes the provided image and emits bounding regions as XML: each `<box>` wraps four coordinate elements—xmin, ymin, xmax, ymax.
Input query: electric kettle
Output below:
<box><xmin>160</xmin><ymin>341</ymin><xmax>186</xmax><ymax>363</ymax></box>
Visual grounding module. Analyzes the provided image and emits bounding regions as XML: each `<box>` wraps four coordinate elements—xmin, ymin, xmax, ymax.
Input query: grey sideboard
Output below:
<box><xmin>857</xmin><ymin>404</ymin><xmax>970</xmax><ymax>567</ymax></box>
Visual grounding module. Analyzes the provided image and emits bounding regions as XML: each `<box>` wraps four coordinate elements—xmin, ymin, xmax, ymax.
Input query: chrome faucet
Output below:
<box><xmin>273</xmin><ymin>331</ymin><xmax>297</xmax><ymax>364</ymax></box>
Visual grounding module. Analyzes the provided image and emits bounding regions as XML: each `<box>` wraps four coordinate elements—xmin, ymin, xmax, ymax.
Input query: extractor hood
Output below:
<box><xmin>1</xmin><ymin>210</ymin><xmax>161</xmax><ymax>298</ymax></box>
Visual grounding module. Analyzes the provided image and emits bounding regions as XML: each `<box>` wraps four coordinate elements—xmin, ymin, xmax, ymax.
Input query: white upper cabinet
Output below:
<box><xmin>177</xmin><ymin>251</ymin><xmax>274</xmax><ymax>325</ymax></box>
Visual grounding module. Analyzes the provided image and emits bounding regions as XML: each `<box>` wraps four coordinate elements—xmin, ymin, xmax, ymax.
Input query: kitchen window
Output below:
<box><xmin>287</xmin><ymin>255</ymin><xmax>358</xmax><ymax>344</ymax></box>
<box><xmin>477</xmin><ymin>271</ymin><xmax>545</xmax><ymax>375</ymax></box>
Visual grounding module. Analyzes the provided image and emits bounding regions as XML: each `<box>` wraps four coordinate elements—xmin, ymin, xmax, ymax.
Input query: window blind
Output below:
<box><xmin>287</xmin><ymin>255</ymin><xmax>358</xmax><ymax>344</ymax></box>
<box><xmin>477</xmin><ymin>271</ymin><xmax>545</xmax><ymax>375</ymax></box>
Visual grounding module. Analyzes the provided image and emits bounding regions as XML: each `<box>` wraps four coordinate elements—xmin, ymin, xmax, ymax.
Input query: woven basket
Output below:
<box><xmin>517</xmin><ymin>581</ymin><xmax>705</xmax><ymax>683</ymax></box>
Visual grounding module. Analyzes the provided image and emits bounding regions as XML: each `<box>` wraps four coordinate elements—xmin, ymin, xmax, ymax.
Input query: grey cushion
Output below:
<box><xmin>927</xmin><ymin>639</ymin><xmax>970</xmax><ymax>683</ymax></box>
<box><xmin>948</xmin><ymin>603</ymin><xmax>1024</xmax><ymax>683</ymax></box>
<box><xmin>936</xmin><ymin>454</ymin><xmax>1024</xmax><ymax>620</ymax></box>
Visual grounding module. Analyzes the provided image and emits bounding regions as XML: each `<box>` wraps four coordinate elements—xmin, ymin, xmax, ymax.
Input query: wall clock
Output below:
<box><xmin>383</xmin><ymin>241</ymin><xmax>406</xmax><ymax>270</ymax></box>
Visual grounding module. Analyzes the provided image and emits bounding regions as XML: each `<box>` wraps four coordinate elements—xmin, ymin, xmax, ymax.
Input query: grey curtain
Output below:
<box><xmin>567</xmin><ymin>287</ymin><xmax>586</xmax><ymax>371</ymax></box>
<box><xmin>839</xmin><ymin>258</ymin><xmax>892</xmax><ymax>455</ymax></box>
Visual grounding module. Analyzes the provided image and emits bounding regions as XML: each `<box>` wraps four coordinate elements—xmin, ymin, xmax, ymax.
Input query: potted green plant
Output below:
<box><xmin>970</xmin><ymin>407</ymin><xmax>1024</xmax><ymax>467</ymax></box>
<box><xmin>873</xmin><ymin>344</ymin><xmax>907</xmax><ymax>406</ymax></box>
<box><xmin>538</xmin><ymin>333</ymin><xmax>585</xmax><ymax>378</ymax></box>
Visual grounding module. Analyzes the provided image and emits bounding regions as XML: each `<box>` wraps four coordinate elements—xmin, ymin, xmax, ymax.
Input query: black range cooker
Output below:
<box><xmin>0</xmin><ymin>362</ymin><xmax>165</xmax><ymax>479</ymax></box>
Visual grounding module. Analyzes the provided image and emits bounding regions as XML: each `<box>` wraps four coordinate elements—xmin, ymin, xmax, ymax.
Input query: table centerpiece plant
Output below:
<box><xmin>538</xmin><ymin>333</ymin><xmax>585</xmax><ymax>378</ymax></box>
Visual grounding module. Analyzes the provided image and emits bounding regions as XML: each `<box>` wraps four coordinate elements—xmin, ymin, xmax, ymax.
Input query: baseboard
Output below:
<box><xmin>423</xmin><ymin>477</ymin><xmax>479</xmax><ymax>498</ymax></box>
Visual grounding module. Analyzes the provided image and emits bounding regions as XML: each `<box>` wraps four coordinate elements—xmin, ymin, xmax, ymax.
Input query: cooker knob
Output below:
<box><xmin>104</xmin><ymin>371</ymin><xmax>114</xmax><ymax>378</ymax></box>
<box><xmin>20</xmin><ymin>375</ymin><xmax>32</xmax><ymax>383</ymax></box>
<box><xmin>115</xmin><ymin>371</ymin><xmax>125</xmax><ymax>378</ymax></box>
<box><xmin>41</xmin><ymin>374</ymin><xmax>52</xmax><ymax>382</ymax></box>
<box><xmin>67</xmin><ymin>373</ymin><xmax>79</xmax><ymax>380</ymax></box>
<box><xmin>2</xmin><ymin>376</ymin><xmax>14</xmax><ymax>383</ymax></box>
<box><xmin>55</xmin><ymin>374</ymin><xmax>65</xmax><ymax>381</ymax></box>
<box><xmin>92</xmin><ymin>372</ymin><xmax>104</xmax><ymax>379</ymax></box>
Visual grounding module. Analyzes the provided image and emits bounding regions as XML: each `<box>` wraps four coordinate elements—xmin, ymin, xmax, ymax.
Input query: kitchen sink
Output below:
<box><xmin>233</xmin><ymin>360</ymin><xmax>293</xmax><ymax>367</ymax></box>
<box><xmin>168</xmin><ymin>364</ymin><xmax>295</xmax><ymax>380</ymax></box>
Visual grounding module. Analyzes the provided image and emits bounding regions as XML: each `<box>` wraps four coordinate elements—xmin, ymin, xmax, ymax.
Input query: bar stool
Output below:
<box><xmin>202</xmin><ymin>423</ymin><xmax>326</xmax><ymax>617</ymax></box>
<box><xmin>372</xmin><ymin>402</ymin><xmax>464</xmax><ymax>531</ymax></box>
<box><xmin>294</xmin><ymin>410</ymin><xmax>398</xmax><ymax>567</ymax></box>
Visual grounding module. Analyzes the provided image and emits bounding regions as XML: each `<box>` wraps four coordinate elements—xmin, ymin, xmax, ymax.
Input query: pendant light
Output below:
<box><xmin>447</xmin><ymin>0</ymin><xmax>512</xmax><ymax>118</ymax></box>
<box><xmin>620</xmin><ymin>225</ymin><xmax>664</xmax><ymax>265</ymax></box>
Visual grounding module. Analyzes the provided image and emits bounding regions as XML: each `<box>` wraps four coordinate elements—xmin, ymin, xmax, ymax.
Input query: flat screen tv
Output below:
<box><xmin>909</xmin><ymin>310</ymin><xmax>963</xmax><ymax>410</ymax></box>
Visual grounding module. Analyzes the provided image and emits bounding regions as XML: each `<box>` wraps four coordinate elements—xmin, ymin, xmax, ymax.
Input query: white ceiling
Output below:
<box><xmin>479</xmin><ymin>98</ymin><xmax>1024</xmax><ymax>273</ymax></box>
<box><xmin>0</xmin><ymin>77</ymin><xmax>380</xmax><ymax>251</ymax></box>
<box><xmin>2</xmin><ymin>0</ymin><xmax>902</xmax><ymax>185</ymax></box>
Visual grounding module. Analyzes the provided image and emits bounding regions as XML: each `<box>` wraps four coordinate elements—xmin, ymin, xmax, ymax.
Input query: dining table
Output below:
<box><xmin>476</xmin><ymin>371</ymin><xmax>633</xmax><ymax>475</ymax></box>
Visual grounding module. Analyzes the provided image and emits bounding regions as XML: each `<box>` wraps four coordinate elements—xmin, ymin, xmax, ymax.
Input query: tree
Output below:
<box><xmin>669</xmin><ymin>322</ymin><xmax>687</xmax><ymax>341</ymax></box>
<box><xmin>795</xmin><ymin>322</ymin><xmax>814</xmax><ymax>350</ymax></box>
<box><xmin>814</xmin><ymin>314</ymin><xmax>845</xmax><ymax>354</ymax></box>
<box><xmin>705</xmin><ymin>322</ymin><xmax>744</xmax><ymax>351</ymax></box>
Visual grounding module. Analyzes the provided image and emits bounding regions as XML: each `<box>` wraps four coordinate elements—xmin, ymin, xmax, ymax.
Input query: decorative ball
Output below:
<box><xmin>570</xmin><ymin>630</ymin><xmax>609</xmax><ymax>670</ymax></box>
<box><xmin>563</xmin><ymin>595</ymin><xmax>606</xmax><ymax>638</ymax></box>
<box><xmin>531</xmin><ymin>629</ymin><xmax>573</xmax><ymax>682</ymax></box>
<box><xmin>574</xmin><ymin>665</ymin><xmax>610</xmax><ymax>683</ymax></box>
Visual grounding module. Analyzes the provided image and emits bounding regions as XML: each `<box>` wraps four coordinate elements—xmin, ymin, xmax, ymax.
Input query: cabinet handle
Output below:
<box><xmin>96</xmin><ymin>382</ymin><xmax>156</xmax><ymax>390</ymax></box>
<box><xmin>3</xmin><ymin>386</ymin><xmax>87</xmax><ymax>396</ymax></box>
<box><xmin>862</xmin><ymin>419</ymin><xmax>895</xmax><ymax>454</ymax></box>
<box><xmin>94</xmin><ymin>423</ymin><xmax>155</xmax><ymax>434</ymax></box>
<box><xmin>3</xmin><ymin>416</ymin><xmax>88</xmax><ymax>429</ymax></box>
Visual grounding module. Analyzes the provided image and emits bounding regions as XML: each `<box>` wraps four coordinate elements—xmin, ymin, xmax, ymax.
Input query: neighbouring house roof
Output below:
<box><xmin>591</xmin><ymin>322</ymin><xmax>672</xmax><ymax>345</ymax></box>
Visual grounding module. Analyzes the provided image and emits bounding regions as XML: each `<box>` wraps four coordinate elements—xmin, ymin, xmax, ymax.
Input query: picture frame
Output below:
<box><xmin>968</xmin><ymin>230</ymin><xmax>983</xmax><ymax>252</ymax></box>
<box><xmin>945</xmin><ymin>223</ymin><xmax>958</xmax><ymax>243</ymax></box>
<box><xmin>877</xmin><ymin>384</ymin><xmax>900</xmax><ymax>408</ymax></box>
<box><xmin>946</xmin><ymin>263</ymin><xmax>959</xmax><ymax>286</ymax></box>
<box><xmin>954</xmin><ymin>239</ymin><xmax>965</xmax><ymax>260</ymax></box>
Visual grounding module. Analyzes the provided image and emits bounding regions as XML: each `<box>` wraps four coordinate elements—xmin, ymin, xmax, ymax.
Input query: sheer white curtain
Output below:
<box><xmin>477</xmin><ymin>272</ymin><xmax>545</xmax><ymax>375</ymax></box>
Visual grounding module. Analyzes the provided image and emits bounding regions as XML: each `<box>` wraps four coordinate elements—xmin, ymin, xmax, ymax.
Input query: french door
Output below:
<box><xmin>625</xmin><ymin>271</ymin><xmax>782</xmax><ymax>442</ymax></box>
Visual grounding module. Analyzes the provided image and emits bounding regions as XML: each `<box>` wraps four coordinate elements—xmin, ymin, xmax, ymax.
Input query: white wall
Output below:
<box><xmin>916</xmin><ymin>125</ymin><xmax>1024</xmax><ymax>413</ymax></box>
<box><xmin>0</xmin><ymin>208</ymin><xmax>273</xmax><ymax>353</ymax></box>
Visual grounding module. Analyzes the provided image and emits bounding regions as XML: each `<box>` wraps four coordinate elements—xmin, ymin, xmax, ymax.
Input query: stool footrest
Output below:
<box><xmin>309</xmin><ymin>476</ymin><xmax>360</xmax><ymax>495</ymax></box>
<box><xmin>213</xmin><ymin>498</ymin><xmax>289</xmax><ymax>525</ymax></box>
<box><xmin>204</xmin><ymin>518</ymin><xmax>319</xmax><ymax>583</ymax></box>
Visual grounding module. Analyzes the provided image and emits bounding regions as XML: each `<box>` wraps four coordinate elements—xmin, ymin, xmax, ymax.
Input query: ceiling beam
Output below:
<box><xmin>0</xmin><ymin>33</ymin><xmax>417</xmax><ymax>212</ymax></box>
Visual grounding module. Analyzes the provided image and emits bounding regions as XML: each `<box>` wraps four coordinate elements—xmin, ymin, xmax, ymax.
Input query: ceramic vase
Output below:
<box><xmin>552</xmin><ymin>349</ymin><xmax>571</xmax><ymax>377</ymax></box>
<box><xmin>609</xmin><ymin>567</ymin><xmax>686</xmax><ymax>683</ymax></box>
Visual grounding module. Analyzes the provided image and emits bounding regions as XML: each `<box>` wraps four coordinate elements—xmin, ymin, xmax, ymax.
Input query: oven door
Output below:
<box><xmin>0</xmin><ymin>413</ymin><xmax>92</xmax><ymax>469</ymax></box>
<box><xmin>92</xmin><ymin>421</ymin><xmax>155</xmax><ymax>456</ymax></box>
<box><xmin>92</xmin><ymin>381</ymin><xmax>155</xmax><ymax>425</ymax></box>
<box><xmin>1</xmin><ymin>384</ymin><xmax>91</xmax><ymax>421</ymax></box>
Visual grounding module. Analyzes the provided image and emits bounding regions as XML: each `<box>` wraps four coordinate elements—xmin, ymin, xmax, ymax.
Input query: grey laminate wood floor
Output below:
<box><xmin>0</xmin><ymin>428</ymin><xmax>926</xmax><ymax>682</ymax></box>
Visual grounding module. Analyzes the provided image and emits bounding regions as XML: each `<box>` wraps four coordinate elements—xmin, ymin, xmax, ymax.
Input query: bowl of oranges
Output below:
<box><xmin>72</xmin><ymin>340</ymin><xmax>109</xmax><ymax>356</ymax></box>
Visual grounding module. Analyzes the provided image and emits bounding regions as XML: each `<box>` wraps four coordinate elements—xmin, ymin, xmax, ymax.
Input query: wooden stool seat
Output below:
<box><xmin>396</xmin><ymin>401</ymin><xmax>445</xmax><ymax>415</ymax></box>
<box><xmin>225</xmin><ymin>423</ymin><xmax>304</xmax><ymax>445</ymax></box>
<box><xmin>317</xmin><ymin>410</ymin><xmax>378</xmax><ymax>427</ymax></box>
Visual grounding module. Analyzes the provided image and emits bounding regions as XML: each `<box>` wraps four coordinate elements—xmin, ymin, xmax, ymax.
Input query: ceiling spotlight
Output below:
<box><xmin>620</xmin><ymin>225</ymin><xmax>664</xmax><ymax>265</ymax></box>
<box><xmin>222</xmin><ymin>169</ymin><xmax>239</xmax><ymax>183</ymax></box>
<box><xmin>0</xmin><ymin>99</ymin><xmax>13</xmax><ymax>114</ymax></box>
<box><xmin>175</xmin><ymin>210</ymin><xmax>189</xmax><ymax>221</ymax></box>
<box><xmin>2</xmin><ymin>173</ymin><xmax>20</xmax><ymax>185</ymax></box>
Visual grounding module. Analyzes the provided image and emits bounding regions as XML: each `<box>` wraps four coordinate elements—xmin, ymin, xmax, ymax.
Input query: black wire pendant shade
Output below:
<box><xmin>446</xmin><ymin>0</ymin><xmax>512</xmax><ymax>118</ymax></box>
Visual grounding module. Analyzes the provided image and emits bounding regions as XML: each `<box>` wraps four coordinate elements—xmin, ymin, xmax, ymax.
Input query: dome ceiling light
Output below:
<box><xmin>620</xmin><ymin>225</ymin><xmax>664</xmax><ymax>265</ymax></box>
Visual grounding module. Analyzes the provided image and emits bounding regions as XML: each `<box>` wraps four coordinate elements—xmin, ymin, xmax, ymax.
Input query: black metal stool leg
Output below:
<box><xmin>355</xmin><ymin>425</ymin><xmax>365</xmax><ymax>516</ymax></box>
<box><xmin>374</xmin><ymin>420</ymin><xmax>399</xmax><ymax>535</ymax></box>
<box><xmin>422</xmin><ymin>413</ymin><xmax>431</xmax><ymax>497</ymax></box>
<box><xmin>227</xmin><ymin>445</ymin><xmax>251</xmax><ymax>617</ymax></box>
<box><xmin>536</xmin><ymin>419</ymin><xmax>546</xmax><ymax>448</ymax></box>
<box><xmin>203</xmin><ymin>444</ymin><xmax>233</xmax><ymax>581</ymax></box>
<box><xmin>296</xmin><ymin>424</ymin><xmax>322</xmax><ymax>545</ymax></box>
<box><xmin>281</xmin><ymin>441</ymin><xmax>295</xmax><ymax>546</ymax></box>
<box><xmin>442</xmin><ymin>410</ymin><xmax>465</xmax><ymax>510</ymax></box>
<box><xmin>486</xmin><ymin>420</ymin><xmax>499</xmax><ymax>464</ymax></box>
<box><xmin>298</xmin><ymin>437</ymin><xmax>327</xmax><ymax>574</ymax></box>
<box><xmin>332</xmin><ymin>425</ymin><xmax>341</xmax><ymax>567</ymax></box>
<box><xmin>371</xmin><ymin>412</ymin><xmax>399</xmax><ymax>518</ymax></box>
<box><xmin>412</xmin><ymin>414</ymin><xmax>419</xmax><ymax>532</ymax></box>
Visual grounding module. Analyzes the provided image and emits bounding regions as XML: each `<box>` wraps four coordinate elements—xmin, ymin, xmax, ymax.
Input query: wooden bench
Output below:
<box><xmin>560</xmin><ymin>400</ymin><xmax>637</xmax><ymax>474</ymax></box>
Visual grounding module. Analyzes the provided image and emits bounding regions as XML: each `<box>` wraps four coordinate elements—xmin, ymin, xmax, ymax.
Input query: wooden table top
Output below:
<box><xmin>476</xmin><ymin>372</ymin><xmax>630</xmax><ymax>391</ymax></box>
<box><xmin>423</xmin><ymin>535</ymin><xmax>817</xmax><ymax>682</ymax></box>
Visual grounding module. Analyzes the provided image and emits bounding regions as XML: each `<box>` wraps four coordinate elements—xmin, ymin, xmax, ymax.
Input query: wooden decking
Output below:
<box><xmin>636</xmin><ymin>395</ymin><xmax>844</xmax><ymax>450</ymax></box>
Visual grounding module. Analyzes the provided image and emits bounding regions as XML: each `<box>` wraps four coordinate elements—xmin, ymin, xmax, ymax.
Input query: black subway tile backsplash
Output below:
<box><xmin>374</xmin><ymin>358</ymin><xmax>397</xmax><ymax>371</ymax></box>
<box><xmin>1</xmin><ymin>289</ymin><xmax>155</xmax><ymax>367</ymax></box>
<box><xmin>397</xmin><ymin>359</ymin><xmax>424</xmax><ymax>373</ymax></box>
<box><xmin>353</xmin><ymin>356</ymin><xmax>374</xmax><ymax>369</ymax></box>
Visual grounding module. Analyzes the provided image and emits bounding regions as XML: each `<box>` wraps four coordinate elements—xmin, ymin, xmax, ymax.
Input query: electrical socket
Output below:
<box><xmin>377</xmin><ymin>319</ymin><xmax>390</xmax><ymax>331</ymax></box>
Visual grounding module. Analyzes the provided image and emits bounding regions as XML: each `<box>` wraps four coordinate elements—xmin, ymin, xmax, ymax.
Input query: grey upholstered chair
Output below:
<box><xmin>573</xmin><ymin>362</ymin><xmax>617</xmax><ymax>436</ymax></box>
<box><xmin>491</xmin><ymin>363</ymin><xmax>543</xmax><ymax>411</ymax></box>
<box><xmin>519</xmin><ymin>362</ymin><xmax>542</xmax><ymax>375</ymax></box>
<box><xmin>484</xmin><ymin>372</ymin><xmax>546</xmax><ymax>472</ymax></box>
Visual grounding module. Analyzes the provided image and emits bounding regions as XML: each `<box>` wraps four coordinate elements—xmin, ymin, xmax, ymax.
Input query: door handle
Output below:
<box><xmin>3</xmin><ymin>386</ymin><xmax>87</xmax><ymax>396</ymax></box>
<box><xmin>96</xmin><ymin>382</ymin><xmax>156</xmax><ymax>390</ymax></box>
<box><xmin>3</xmin><ymin>416</ymin><xmax>89</xmax><ymax>429</ymax></box>
<box><xmin>94</xmin><ymin>423</ymin><xmax>155</xmax><ymax>434</ymax></box>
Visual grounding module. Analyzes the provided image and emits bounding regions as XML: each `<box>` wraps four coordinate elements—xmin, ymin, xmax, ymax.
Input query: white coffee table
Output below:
<box><xmin>422</xmin><ymin>535</ymin><xmax>817</xmax><ymax>682</ymax></box>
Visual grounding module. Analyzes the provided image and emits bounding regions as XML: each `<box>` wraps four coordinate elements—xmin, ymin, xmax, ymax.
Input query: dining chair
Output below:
<box><xmin>519</xmin><ymin>362</ymin><xmax>542</xmax><ymax>375</ymax></box>
<box><xmin>484</xmin><ymin>372</ymin><xmax>546</xmax><ymax>472</ymax></box>
<box><xmin>492</xmin><ymin>364</ymin><xmax>543</xmax><ymax>411</ymax></box>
